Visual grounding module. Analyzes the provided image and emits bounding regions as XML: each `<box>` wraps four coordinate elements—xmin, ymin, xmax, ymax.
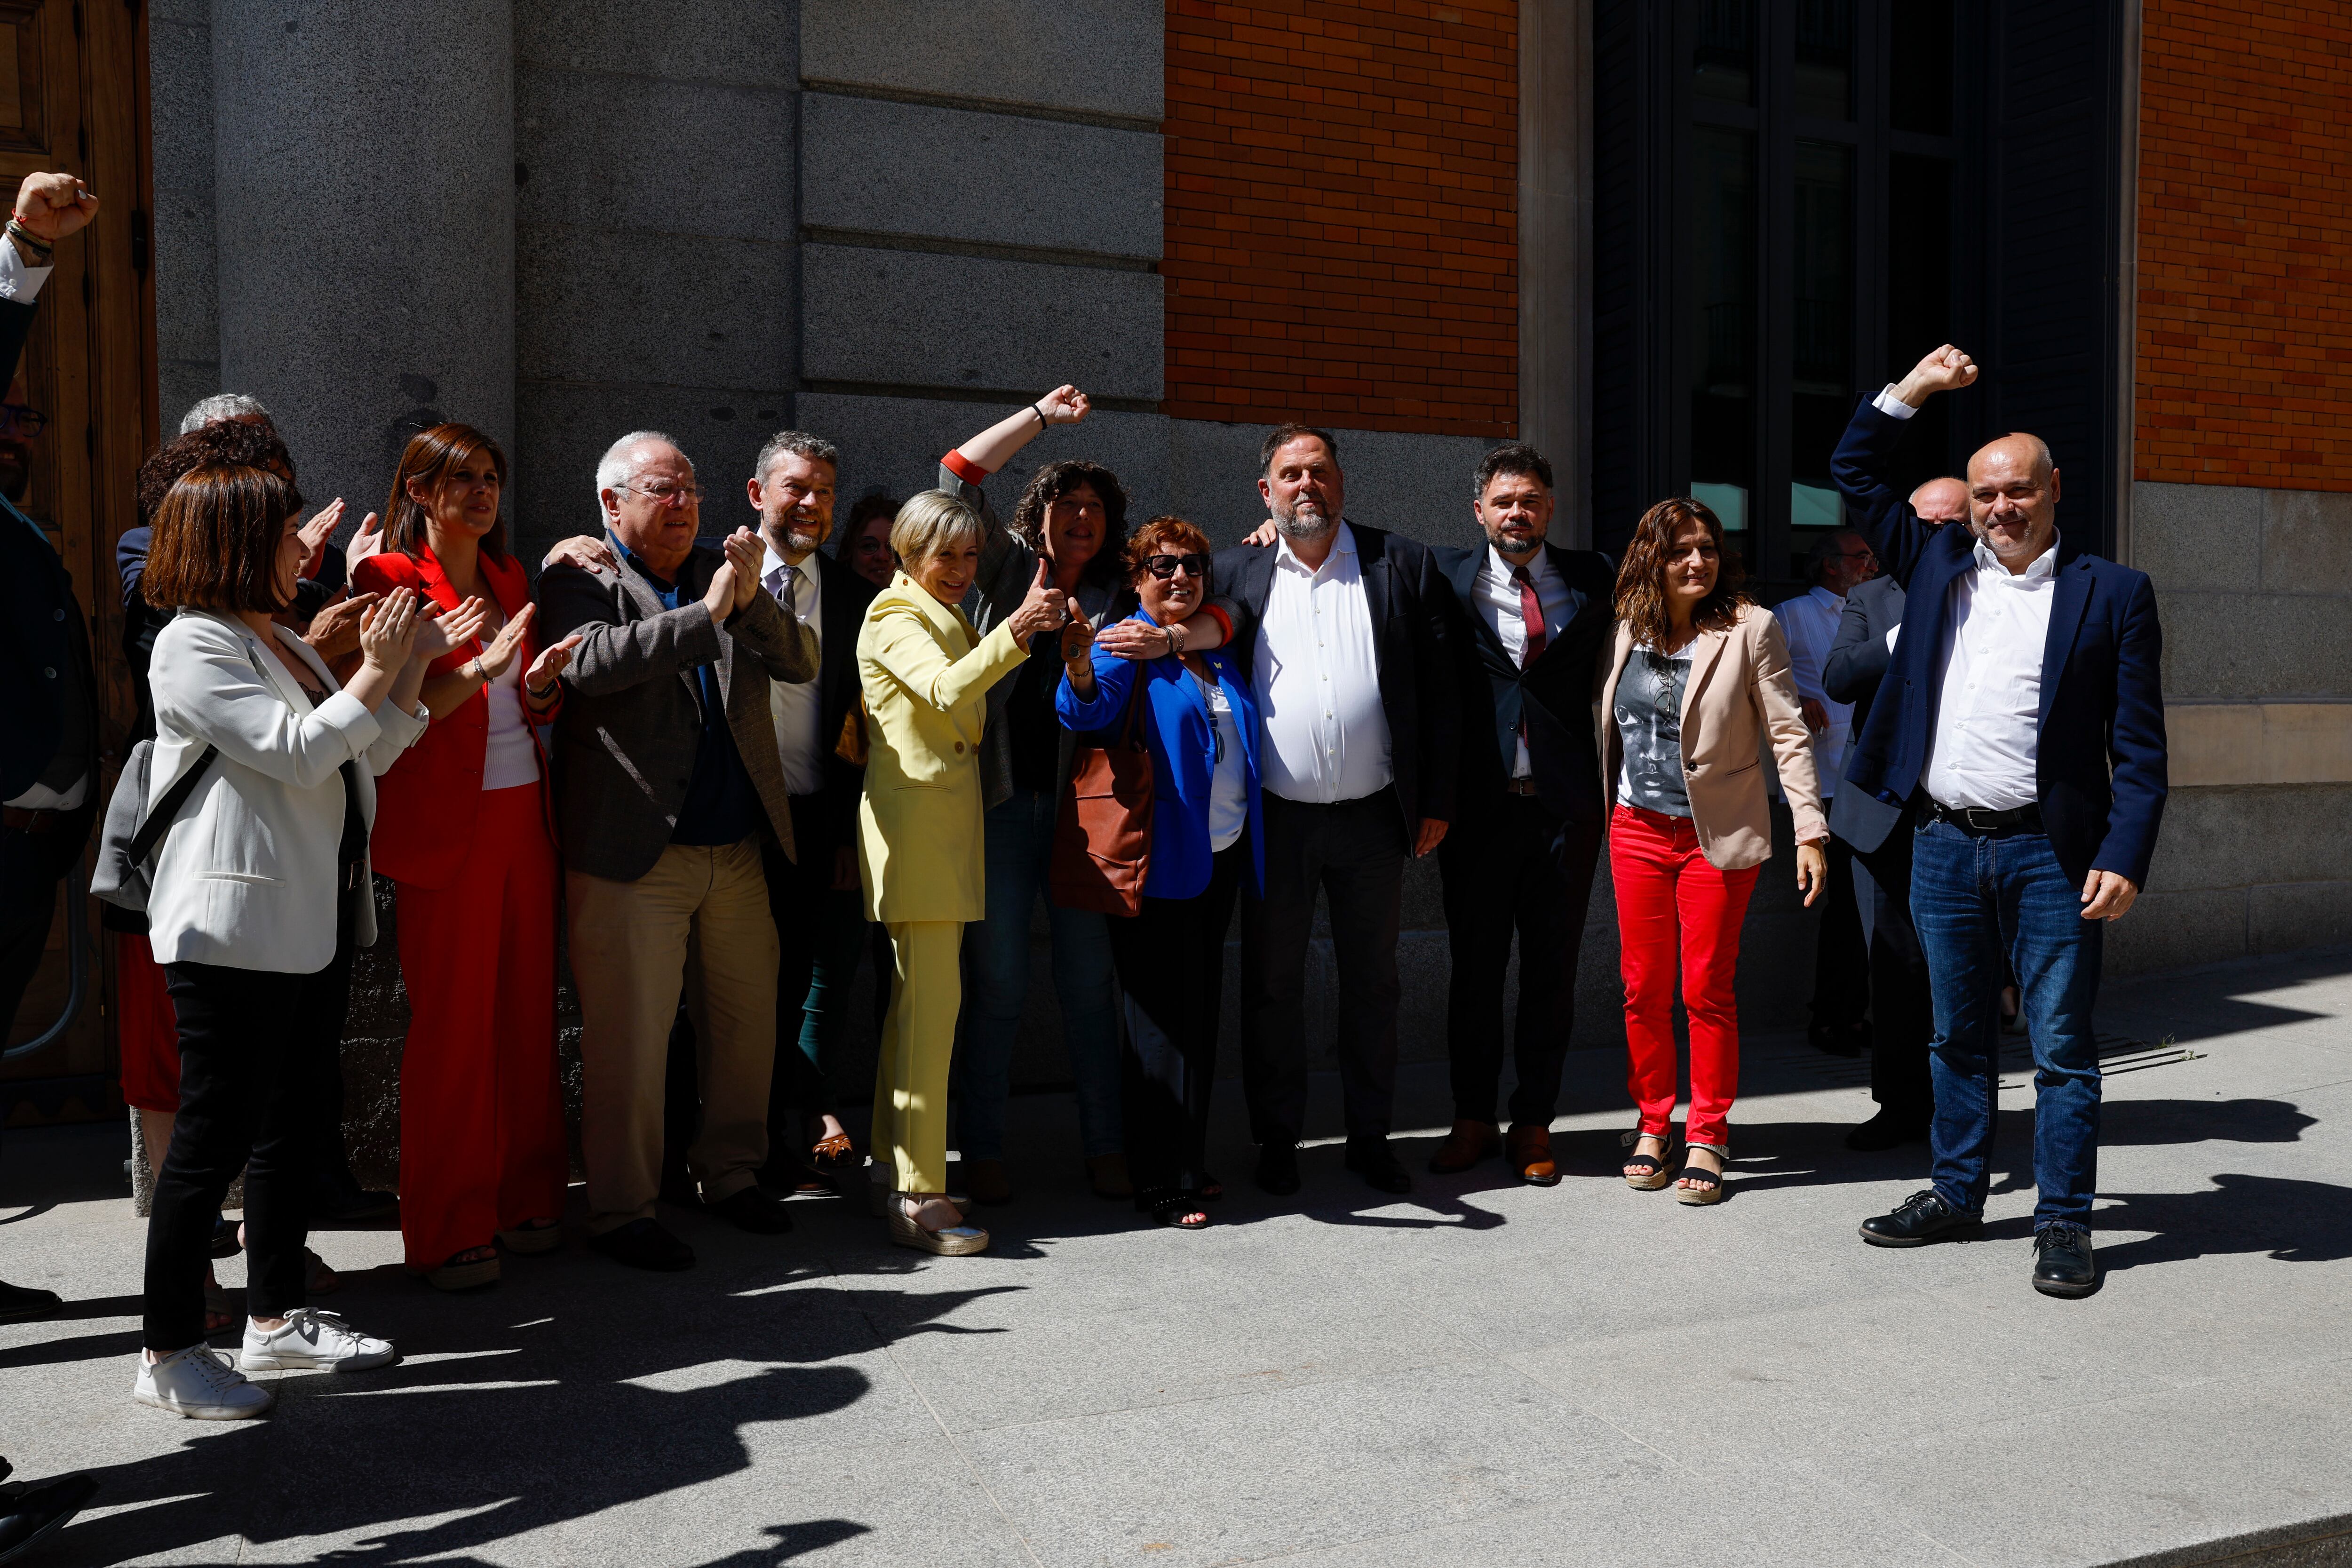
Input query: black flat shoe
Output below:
<box><xmin>1808</xmin><ymin>1017</ymin><xmax>1864</xmax><ymax>1058</ymax></box>
<box><xmin>1343</xmin><ymin>1138</ymin><xmax>1413</xmax><ymax>1195</ymax></box>
<box><xmin>1844</xmin><ymin>1110</ymin><xmax>1931</xmax><ymax>1152</ymax></box>
<box><xmin>708</xmin><ymin>1186</ymin><xmax>796</xmax><ymax>1235</ymax></box>
<box><xmin>1859</xmin><ymin>1188</ymin><xmax>1982</xmax><ymax>1247</ymax></box>
<box><xmin>0</xmin><ymin>1469</ymin><xmax>99</xmax><ymax>1565</ymax></box>
<box><xmin>1255</xmin><ymin>1142</ymin><xmax>1301</xmax><ymax>1196</ymax></box>
<box><xmin>0</xmin><ymin>1281</ymin><xmax>60</xmax><ymax>1324</ymax></box>
<box><xmin>2032</xmin><ymin>1222</ymin><xmax>2098</xmax><ymax>1297</ymax></box>
<box><xmin>589</xmin><ymin>1217</ymin><xmax>697</xmax><ymax>1271</ymax></box>
<box><xmin>209</xmin><ymin>1216</ymin><xmax>242</xmax><ymax>1259</ymax></box>
<box><xmin>310</xmin><ymin>1180</ymin><xmax>400</xmax><ymax>1222</ymax></box>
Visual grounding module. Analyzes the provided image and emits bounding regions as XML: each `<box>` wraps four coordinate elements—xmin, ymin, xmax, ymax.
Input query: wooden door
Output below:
<box><xmin>0</xmin><ymin>0</ymin><xmax>157</xmax><ymax>1125</ymax></box>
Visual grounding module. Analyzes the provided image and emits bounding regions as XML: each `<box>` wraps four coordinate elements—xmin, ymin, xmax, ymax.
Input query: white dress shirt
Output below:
<box><xmin>761</xmin><ymin>545</ymin><xmax>825</xmax><ymax>797</ymax></box>
<box><xmin>1253</xmin><ymin>521</ymin><xmax>1392</xmax><ymax>804</ymax></box>
<box><xmin>1873</xmin><ymin>382</ymin><xmax>2058</xmax><ymax>812</ymax></box>
<box><xmin>1771</xmin><ymin>584</ymin><xmax>1851</xmax><ymax>801</ymax></box>
<box><xmin>1470</xmin><ymin>544</ymin><xmax>1574</xmax><ymax>778</ymax></box>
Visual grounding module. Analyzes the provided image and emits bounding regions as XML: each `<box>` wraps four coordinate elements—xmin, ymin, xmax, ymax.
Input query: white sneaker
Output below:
<box><xmin>134</xmin><ymin>1344</ymin><xmax>275</xmax><ymax>1420</ymax></box>
<box><xmin>240</xmin><ymin>1308</ymin><xmax>397</xmax><ymax>1372</ymax></box>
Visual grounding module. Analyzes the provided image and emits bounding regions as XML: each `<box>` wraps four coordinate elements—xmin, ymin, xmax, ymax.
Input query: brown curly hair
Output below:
<box><xmin>1612</xmin><ymin>496</ymin><xmax>1749</xmax><ymax>648</ymax></box>
<box><xmin>1010</xmin><ymin>458</ymin><xmax>1128</xmax><ymax>589</ymax></box>
<box><xmin>135</xmin><ymin>420</ymin><xmax>300</xmax><ymax>525</ymax></box>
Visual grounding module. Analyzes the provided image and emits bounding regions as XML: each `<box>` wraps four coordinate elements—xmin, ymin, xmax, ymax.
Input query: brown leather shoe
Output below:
<box><xmin>1427</xmin><ymin>1119</ymin><xmax>1501</xmax><ymax>1174</ymax></box>
<box><xmin>1506</xmin><ymin>1125</ymin><xmax>1561</xmax><ymax>1187</ymax></box>
<box><xmin>964</xmin><ymin>1159</ymin><xmax>1014</xmax><ymax>1207</ymax></box>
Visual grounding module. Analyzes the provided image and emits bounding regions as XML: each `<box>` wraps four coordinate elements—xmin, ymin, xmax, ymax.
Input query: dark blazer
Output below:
<box><xmin>0</xmin><ymin>294</ymin><xmax>96</xmax><ymax>808</ymax></box>
<box><xmin>536</xmin><ymin>541</ymin><xmax>818</xmax><ymax>882</ymax></box>
<box><xmin>1831</xmin><ymin>399</ymin><xmax>2168</xmax><ymax>887</ymax></box>
<box><xmin>805</xmin><ymin>546</ymin><xmax>880</xmax><ymax>854</ymax></box>
<box><xmin>1822</xmin><ymin>571</ymin><xmax>1907</xmax><ymax>852</ymax></box>
<box><xmin>1430</xmin><ymin>540</ymin><xmax>1617</xmax><ymax>828</ymax></box>
<box><xmin>1207</xmin><ymin>520</ymin><xmax>1458</xmax><ymax>831</ymax></box>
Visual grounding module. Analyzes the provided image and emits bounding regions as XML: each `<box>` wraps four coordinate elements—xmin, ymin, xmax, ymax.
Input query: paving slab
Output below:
<box><xmin>2</xmin><ymin>944</ymin><xmax>2349</xmax><ymax>1567</ymax></box>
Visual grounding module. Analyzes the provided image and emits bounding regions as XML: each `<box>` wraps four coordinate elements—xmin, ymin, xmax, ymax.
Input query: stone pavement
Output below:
<box><xmin>4</xmin><ymin>946</ymin><xmax>2351</xmax><ymax>1568</ymax></box>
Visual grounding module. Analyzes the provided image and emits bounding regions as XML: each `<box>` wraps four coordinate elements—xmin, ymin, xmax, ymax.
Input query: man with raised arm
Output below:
<box><xmin>1836</xmin><ymin>346</ymin><xmax>2167</xmax><ymax>1298</ymax></box>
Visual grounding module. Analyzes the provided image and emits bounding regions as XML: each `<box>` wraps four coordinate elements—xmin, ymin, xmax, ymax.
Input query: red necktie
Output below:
<box><xmin>1512</xmin><ymin>565</ymin><xmax>1547</xmax><ymax>669</ymax></box>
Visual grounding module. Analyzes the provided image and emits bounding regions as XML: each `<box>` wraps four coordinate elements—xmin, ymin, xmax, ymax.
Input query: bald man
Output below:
<box><xmin>1829</xmin><ymin>345</ymin><xmax>2168</xmax><ymax>1299</ymax></box>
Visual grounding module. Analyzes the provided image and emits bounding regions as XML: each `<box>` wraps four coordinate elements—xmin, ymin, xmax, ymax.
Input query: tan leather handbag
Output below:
<box><xmin>1049</xmin><ymin>678</ymin><xmax>1154</xmax><ymax>916</ymax></box>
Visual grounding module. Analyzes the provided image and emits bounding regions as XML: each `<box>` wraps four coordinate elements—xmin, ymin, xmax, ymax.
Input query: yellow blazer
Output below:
<box><xmin>856</xmin><ymin>573</ymin><xmax>1032</xmax><ymax>923</ymax></box>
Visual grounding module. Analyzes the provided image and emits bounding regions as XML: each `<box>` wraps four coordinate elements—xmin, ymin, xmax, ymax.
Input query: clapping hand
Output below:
<box><xmin>301</xmin><ymin>589</ymin><xmax>380</xmax><ymax>662</ymax></box>
<box><xmin>296</xmin><ymin>499</ymin><xmax>345</xmax><ymax>581</ymax></box>
<box><xmin>525</xmin><ymin>632</ymin><xmax>583</xmax><ymax>701</ymax></box>
<box><xmin>344</xmin><ymin>510</ymin><xmax>385</xmax><ymax>574</ymax></box>
<box><xmin>1893</xmin><ymin>343</ymin><xmax>1979</xmax><ymax>406</ymax></box>
<box><xmin>723</xmin><ymin>528</ymin><xmax>765</xmax><ymax>613</ymax></box>
<box><xmin>358</xmin><ymin>587</ymin><xmax>423</xmax><ymax>671</ymax></box>
<box><xmin>413</xmin><ymin>595</ymin><xmax>492</xmax><ymax>662</ymax></box>
<box><xmin>471</xmin><ymin>602</ymin><xmax>538</xmax><ymax>681</ymax></box>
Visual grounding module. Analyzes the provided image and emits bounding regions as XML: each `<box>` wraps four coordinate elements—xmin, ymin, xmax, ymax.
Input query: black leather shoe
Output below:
<box><xmin>2032</xmin><ymin>1222</ymin><xmax>2098</xmax><ymax>1297</ymax></box>
<box><xmin>310</xmin><ymin>1181</ymin><xmax>400</xmax><ymax>1222</ymax></box>
<box><xmin>589</xmin><ymin>1218</ymin><xmax>697</xmax><ymax>1271</ymax></box>
<box><xmin>709</xmin><ymin>1186</ymin><xmax>796</xmax><ymax>1235</ymax></box>
<box><xmin>1808</xmin><ymin>1016</ymin><xmax>1864</xmax><ymax>1058</ymax></box>
<box><xmin>1254</xmin><ymin>1142</ymin><xmax>1301</xmax><ymax>1196</ymax></box>
<box><xmin>1343</xmin><ymin>1138</ymin><xmax>1413</xmax><ymax>1195</ymax></box>
<box><xmin>0</xmin><ymin>1280</ymin><xmax>61</xmax><ymax>1323</ymax></box>
<box><xmin>1859</xmin><ymin>1188</ymin><xmax>1982</xmax><ymax>1247</ymax></box>
<box><xmin>0</xmin><ymin>1469</ymin><xmax>99</xmax><ymax>1565</ymax></box>
<box><xmin>1844</xmin><ymin>1110</ymin><xmax>1931</xmax><ymax>1152</ymax></box>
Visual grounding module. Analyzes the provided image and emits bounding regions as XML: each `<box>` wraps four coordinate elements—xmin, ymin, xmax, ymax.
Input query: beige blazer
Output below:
<box><xmin>855</xmin><ymin>573</ymin><xmax>1031</xmax><ymax>924</ymax></box>
<box><xmin>1598</xmin><ymin>601</ymin><xmax>1827</xmax><ymax>870</ymax></box>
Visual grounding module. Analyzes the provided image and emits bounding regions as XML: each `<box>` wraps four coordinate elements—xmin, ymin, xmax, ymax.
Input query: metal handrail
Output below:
<box><xmin>3</xmin><ymin>867</ymin><xmax>89</xmax><ymax>1061</ymax></box>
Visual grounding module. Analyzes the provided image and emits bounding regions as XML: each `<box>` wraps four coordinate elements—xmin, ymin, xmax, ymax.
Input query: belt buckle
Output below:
<box><xmin>1962</xmin><ymin>807</ymin><xmax>1999</xmax><ymax>833</ymax></box>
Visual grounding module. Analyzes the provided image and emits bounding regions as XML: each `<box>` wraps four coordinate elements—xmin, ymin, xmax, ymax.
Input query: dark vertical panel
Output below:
<box><xmin>1986</xmin><ymin>0</ymin><xmax>2122</xmax><ymax>556</ymax></box>
<box><xmin>1591</xmin><ymin>0</ymin><xmax>1647</xmax><ymax>552</ymax></box>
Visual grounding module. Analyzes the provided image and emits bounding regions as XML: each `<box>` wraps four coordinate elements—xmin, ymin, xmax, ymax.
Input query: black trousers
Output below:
<box><xmin>1437</xmin><ymin>792</ymin><xmax>1603</xmax><ymax>1129</ymax></box>
<box><xmin>1852</xmin><ymin>825</ymin><xmax>1934</xmax><ymax>1124</ymax></box>
<box><xmin>1105</xmin><ymin>839</ymin><xmax>1248</xmax><ymax>1194</ymax></box>
<box><xmin>762</xmin><ymin>796</ymin><xmax>870</xmax><ymax>1154</ymax></box>
<box><xmin>145</xmin><ymin>936</ymin><xmax>353</xmax><ymax>1350</ymax></box>
<box><xmin>0</xmin><ymin>807</ymin><xmax>94</xmax><ymax>1045</ymax></box>
<box><xmin>1240</xmin><ymin>789</ymin><xmax>1406</xmax><ymax>1147</ymax></box>
<box><xmin>1810</xmin><ymin>833</ymin><xmax>1871</xmax><ymax>1032</ymax></box>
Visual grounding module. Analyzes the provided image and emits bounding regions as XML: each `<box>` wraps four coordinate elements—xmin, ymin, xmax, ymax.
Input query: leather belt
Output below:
<box><xmin>1923</xmin><ymin>797</ymin><xmax>2043</xmax><ymax>835</ymax></box>
<box><xmin>1503</xmin><ymin>777</ymin><xmax>1541</xmax><ymax>796</ymax></box>
<box><xmin>2</xmin><ymin>805</ymin><xmax>68</xmax><ymax>834</ymax></box>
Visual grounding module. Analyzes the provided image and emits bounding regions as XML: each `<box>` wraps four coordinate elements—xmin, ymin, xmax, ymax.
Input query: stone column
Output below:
<box><xmin>212</xmin><ymin>0</ymin><xmax>514</xmax><ymax>528</ymax></box>
<box><xmin>1518</xmin><ymin>0</ymin><xmax>1593</xmax><ymax>548</ymax></box>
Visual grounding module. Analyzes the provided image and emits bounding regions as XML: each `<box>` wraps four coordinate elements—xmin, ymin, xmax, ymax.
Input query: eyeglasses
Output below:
<box><xmin>623</xmin><ymin>480</ymin><xmax>702</xmax><ymax>506</ymax></box>
<box><xmin>1144</xmin><ymin>553</ymin><xmax>1211</xmax><ymax>580</ymax></box>
<box><xmin>0</xmin><ymin>403</ymin><xmax>47</xmax><ymax>438</ymax></box>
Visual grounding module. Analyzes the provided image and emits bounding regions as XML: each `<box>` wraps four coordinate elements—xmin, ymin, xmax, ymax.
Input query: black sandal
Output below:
<box><xmin>1676</xmin><ymin>1143</ymin><xmax>1728</xmax><ymax>1206</ymax></box>
<box><xmin>1140</xmin><ymin>1187</ymin><xmax>1211</xmax><ymax>1230</ymax></box>
<box><xmin>1622</xmin><ymin>1132</ymin><xmax>1681</xmax><ymax>1191</ymax></box>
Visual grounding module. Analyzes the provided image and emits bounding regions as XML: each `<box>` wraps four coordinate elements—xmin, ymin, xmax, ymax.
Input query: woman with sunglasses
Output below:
<box><xmin>1600</xmin><ymin>497</ymin><xmax>1828</xmax><ymax>1205</ymax></box>
<box><xmin>1056</xmin><ymin>517</ymin><xmax>1263</xmax><ymax>1229</ymax></box>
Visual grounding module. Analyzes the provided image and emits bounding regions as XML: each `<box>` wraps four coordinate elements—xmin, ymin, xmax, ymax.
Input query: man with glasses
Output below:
<box><xmin>535</xmin><ymin>431</ymin><xmax>818</xmax><ymax>1270</ymax></box>
<box><xmin>1422</xmin><ymin>445</ymin><xmax>1620</xmax><ymax>1186</ymax></box>
<box><xmin>1775</xmin><ymin>529</ymin><xmax>1877</xmax><ymax>1058</ymax></box>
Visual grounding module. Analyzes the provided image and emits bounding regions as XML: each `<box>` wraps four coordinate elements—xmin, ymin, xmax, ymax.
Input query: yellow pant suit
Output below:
<box><xmin>855</xmin><ymin>574</ymin><xmax>1031</xmax><ymax>1193</ymax></box>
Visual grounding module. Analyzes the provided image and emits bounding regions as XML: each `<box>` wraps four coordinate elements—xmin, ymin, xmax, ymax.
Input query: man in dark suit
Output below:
<box><xmin>1838</xmin><ymin>345</ymin><xmax>2167</xmax><ymax>1298</ymax></box>
<box><xmin>1118</xmin><ymin>423</ymin><xmax>1456</xmax><ymax>1196</ymax></box>
<box><xmin>1422</xmin><ymin>444</ymin><xmax>1616</xmax><ymax>1186</ymax></box>
<box><xmin>1823</xmin><ymin>475</ymin><xmax>1967</xmax><ymax>1151</ymax></box>
<box><xmin>739</xmin><ymin>430</ymin><xmax>879</xmax><ymax>1194</ymax></box>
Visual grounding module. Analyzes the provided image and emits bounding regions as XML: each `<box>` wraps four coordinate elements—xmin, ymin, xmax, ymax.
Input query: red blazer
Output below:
<box><xmin>353</xmin><ymin>544</ymin><xmax>560</xmax><ymax>889</ymax></box>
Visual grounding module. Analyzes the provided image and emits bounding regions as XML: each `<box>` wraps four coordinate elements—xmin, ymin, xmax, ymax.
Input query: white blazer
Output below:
<box><xmin>146</xmin><ymin>611</ymin><xmax>426</xmax><ymax>972</ymax></box>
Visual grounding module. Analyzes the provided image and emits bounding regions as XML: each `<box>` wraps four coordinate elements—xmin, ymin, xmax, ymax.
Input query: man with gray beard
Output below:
<box><xmin>1112</xmin><ymin>423</ymin><xmax>1457</xmax><ymax>1197</ymax></box>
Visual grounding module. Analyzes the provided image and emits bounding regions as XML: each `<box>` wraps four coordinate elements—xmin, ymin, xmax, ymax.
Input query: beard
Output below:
<box><xmin>0</xmin><ymin>444</ymin><xmax>29</xmax><ymax>504</ymax></box>
<box><xmin>1273</xmin><ymin>499</ymin><xmax>1337</xmax><ymax>544</ymax></box>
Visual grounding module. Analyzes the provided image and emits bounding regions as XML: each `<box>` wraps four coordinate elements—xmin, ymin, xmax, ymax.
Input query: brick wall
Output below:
<box><xmin>2136</xmin><ymin>0</ymin><xmax>2352</xmax><ymax>489</ymax></box>
<box><xmin>1162</xmin><ymin>0</ymin><xmax>1518</xmax><ymax>436</ymax></box>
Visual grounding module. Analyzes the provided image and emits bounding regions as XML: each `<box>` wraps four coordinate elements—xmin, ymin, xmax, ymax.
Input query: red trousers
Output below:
<box><xmin>117</xmin><ymin>932</ymin><xmax>182</xmax><ymax>1113</ymax></box>
<box><xmin>1610</xmin><ymin>804</ymin><xmax>1760</xmax><ymax>1149</ymax></box>
<box><xmin>395</xmin><ymin>784</ymin><xmax>568</xmax><ymax>1269</ymax></box>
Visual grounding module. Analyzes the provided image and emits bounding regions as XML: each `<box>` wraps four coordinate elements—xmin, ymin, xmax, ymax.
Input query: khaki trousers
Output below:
<box><xmin>567</xmin><ymin>838</ymin><xmax>778</xmax><ymax>1233</ymax></box>
<box><xmin>871</xmin><ymin>921</ymin><xmax>962</xmax><ymax>1193</ymax></box>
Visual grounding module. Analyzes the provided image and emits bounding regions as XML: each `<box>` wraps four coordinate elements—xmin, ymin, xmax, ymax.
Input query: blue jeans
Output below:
<box><xmin>1909</xmin><ymin>817</ymin><xmax>2104</xmax><ymax>1227</ymax></box>
<box><xmin>957</xmin><ymin>789</ymin><xmax>1123</xmax><ymax>1161</ymax></box>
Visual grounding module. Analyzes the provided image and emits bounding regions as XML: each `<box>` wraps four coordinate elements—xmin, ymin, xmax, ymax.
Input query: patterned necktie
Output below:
<box><xmin>1512</xmin><ymin>565</ymin><xmax>1547</xmax><ymax>669</ymax></box>
<box><xmin>765</xmin><ymin>562</ymin><xmax>799</xmax><ymax>617</ymax></box>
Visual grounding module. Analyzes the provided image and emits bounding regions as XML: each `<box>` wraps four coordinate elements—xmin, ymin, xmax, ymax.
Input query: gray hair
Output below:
<box><xmin>889</xmin><ymin>490</ymin><xmax>981</xmax><ymax>571</ymax></box>
<box><xmin>178</xmin><ymin>393</ymin><xmax>270</xmax><ymax>434</ymax></box>
<box><xmin>595</xmin><ymin>430</ymin><xmax>687</xmax><ymax>498</ymax></box>
<box><xmin>754</xmin><ymin>429</ymin><xmax>840</xmax><ymax>484</ymax></box>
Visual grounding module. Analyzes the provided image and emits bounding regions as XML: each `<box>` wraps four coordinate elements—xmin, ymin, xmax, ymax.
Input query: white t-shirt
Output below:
<box><xmin>1194</xmin><ymin>668</ymin><xmax>1248</xmax><ymax>852</ymax></box>
<box><xmin>481</xmin><ymin>649</ymin><xmax>539</xmax><ymax>790</ymax></box>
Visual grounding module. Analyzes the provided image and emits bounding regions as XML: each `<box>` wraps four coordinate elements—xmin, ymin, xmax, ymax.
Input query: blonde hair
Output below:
<box><xmin>889</xmin><ymin>489</ymin><xmax>982</xmax><ymax>569</ymax></box>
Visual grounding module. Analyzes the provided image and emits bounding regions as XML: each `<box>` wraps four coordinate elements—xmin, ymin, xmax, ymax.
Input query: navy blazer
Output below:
<box><xmin>0</xmin><ymin>294</ymin><xmax>98</xmax><ymax>805</ymax></box>
<box><xmin>1831</xmin><ymin>399</ymin><xmax>2168</xmax><ymax>887</ymax></box>
<box><xmin>1205</xmin><ymin>520</ymin><xmax>1458</xmax><ymax>833</ymax></box>
<box><xmin>1057</xmin><ymin>613</ymin><xmax>1265</xmax><ymax>901</ymax></box>
<box><xmin>1822</xmin><ymin>571</ymin><xmax>1907</xmax><ymax>853</ymax></box>
<box><xmin>805</xmin><ymin>547</ymin><xmax>881</xmax><ymax>854</ymax></box>
<box><xmin>1430</xmin><ymin>540</ymin><xmax>1617</xmax><ymax>828</ymax></box>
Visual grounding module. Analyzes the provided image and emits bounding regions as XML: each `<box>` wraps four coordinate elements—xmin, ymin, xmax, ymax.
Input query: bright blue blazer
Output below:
<box><xmin>1831</xmin><ymin>398</ymin><xmax>2169</xmax><ymax>889</ymax></box>
<box><xmin>1056</xmin><ymin>612</ymin><xmax>1265</xmax><ymax>902</ymax></box>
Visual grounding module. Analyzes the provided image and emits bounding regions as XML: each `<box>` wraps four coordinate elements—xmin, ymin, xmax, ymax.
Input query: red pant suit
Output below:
<box><xmin>353</xmin><ymin>544</ymin><xmax>568</xmax><ymax>1271</ymax></box>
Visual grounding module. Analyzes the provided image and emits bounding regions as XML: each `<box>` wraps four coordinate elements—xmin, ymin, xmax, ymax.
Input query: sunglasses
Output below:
<box><xmin>1144</xmin><ymin>553</ymin><xmax>1211</xmax><ymax>580</ymax></box>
